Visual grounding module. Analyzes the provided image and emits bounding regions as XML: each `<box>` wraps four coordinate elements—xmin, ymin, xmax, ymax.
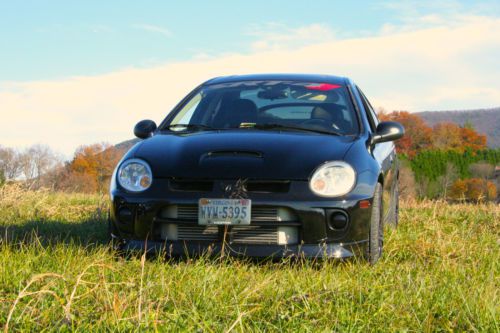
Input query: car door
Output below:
<box><xmin>356</xmin><ymin>87</ymin><xmax>397</xmax><ymax>223</ymax></box>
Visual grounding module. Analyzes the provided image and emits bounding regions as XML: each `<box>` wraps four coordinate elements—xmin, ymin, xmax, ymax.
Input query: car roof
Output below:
<box><xmin>203</xmin><ymin>73</ymin><xmax>349</xmax><ymax>86</ymax></box>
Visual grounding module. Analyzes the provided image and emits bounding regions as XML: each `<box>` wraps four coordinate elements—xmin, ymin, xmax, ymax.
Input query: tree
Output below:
<box><xmin>438</xmin><ymin>163</ymin><xmax>458</xmax><ymax>199</ymax></box>
<box><xmin>398</xmin><ymin>163</ymin><xmax>417</xmax><ymax>200</ymax></box>
<box><xmin>69</xmin><ymin>143</ymin><xmax>123</xmax><ymax>192</ymax></box>
<box><xmin>19</xmin><ymin>144</ymin><xmax>61</xmax><ymax>188</ymax></box>
<box><xmin>0</xmin><ymin>169</ymin><xmax>5</xmax><ymax>187</ymax></box>
<box><xmin>459</xmin><ymin>126</ymin><xmax>487</xmax><ymax>152</ymax></box>
<box><xmin>432</xmin><ymin>123</ymin><xmax>462</xmax><ymax>151</ymax></box>
<box><xmin>432</xmin><ymin>122</ymin><xmax>487</xmax><ymax>153</ymax></box>
<box><xmin>378</xmin><ymin>111</ymin><xmax>487</xmax><ymax>157</ymax></box>
<box><xmin>57</xmin><ymin>166</ymin><xmax>98</xmax><ymax>193</ymax></box>
<box><xmin>469</xmin><ymin>162</ymin><xmax>495</xmax><ymax>180</ymax></box>
<box><xmin>378</xmin><ymin>111</ymin><xmax>433</xmax><ymax>157</ymax></box>
<box><xmin>449</xmin><ymin>178</ymin><xmax>497</xmax><ymax>202</ymax></box>
<box><xmin>0</xmin><ymin>146</ymin><xmax>23</xmax><ymax>180</ymax></box>
<box><xmin>449</xmin><ymin>179</ymin><xmax>467</xmax><ymax>201</ymax></box>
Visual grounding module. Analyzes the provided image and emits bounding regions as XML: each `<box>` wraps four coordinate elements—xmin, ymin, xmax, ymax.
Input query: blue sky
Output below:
<box><xmin>1</xmin><ymin>0</ymin><xmax>500</xmax><ymax>156</ymax></box>
<box><xmin>2</xmin><ymin>0</ymin><xmax>499</xmax><ymax>81</ymax></box>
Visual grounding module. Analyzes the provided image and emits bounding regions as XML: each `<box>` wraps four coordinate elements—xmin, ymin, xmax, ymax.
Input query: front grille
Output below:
<box><xmin>169</xmin><ymin>180</ymin><xmax>213</xmax><ymax>192</ymax></box>
<box><xmin>246</xmin><ymin>181</ymin><xmax>290</xmax><ymax>193</ymax></box>
<box><xmin>230</xmin><ymin>226</ymin><xmax>277</xmax><ymax>244</ymax></box>
<box><xmin>162</xmin><ymin>205</ymin><xmax>297</xmax><ymax>222</ymax></box>
<box><xmin>177</xmin><ymin>205</ymin><xmax>200</xmax><ymax>220</ymax></box>
<box><xmin>178</xmin><ymin>225</ymin><xmax>218</xmax><ymax>241</ymax></box>
<box><xmin>158</xmin><ymin>204</ymin><xmax>299</xmax><ymax>245</ymax></box>
<box><xmin>159</xmin><ymin>224</ymin><xmax>298</xmax><ymax>245</ymax></box>
<box><xmin>251</xmin><ymin>207</ymin><xmax>280</xmax><ymax>222</ymax></box>
<box><xmin>167</xmin><ymin>179</ymin><xmax>288</xmax><ymax>193</ymax></box>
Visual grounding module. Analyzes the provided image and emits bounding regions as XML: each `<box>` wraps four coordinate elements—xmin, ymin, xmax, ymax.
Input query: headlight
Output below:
<box><xmin>309</xmin><ymin>161</ymin><xmax>356</xmax><ymax>197</ymax></box>
<box><xmin>117</xmin><ymin>159</ymin><xmax>153</xmax><ymax>192</ymax></box>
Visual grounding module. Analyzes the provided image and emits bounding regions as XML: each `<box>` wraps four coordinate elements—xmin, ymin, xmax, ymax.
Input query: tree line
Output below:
<box><xmin>1</xmin><ymin>110</ymin><xmax>498</xmax><ymax>202</ymax></box>
<box><xmin>0</xmin><ymin>143</ymin><xmax>124</xmax><ymax>193</ymax></box>
<box><xmin>379</xmin><ymin>110</ymin><xmax>498</xmax><ymax>202</ymax></box>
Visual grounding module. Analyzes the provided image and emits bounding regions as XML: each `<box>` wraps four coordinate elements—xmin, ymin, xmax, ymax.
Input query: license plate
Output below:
<box><xmin>198</xmin><ymin>198</ymin><xmax>251</xmax><ymax>225</ymax></box>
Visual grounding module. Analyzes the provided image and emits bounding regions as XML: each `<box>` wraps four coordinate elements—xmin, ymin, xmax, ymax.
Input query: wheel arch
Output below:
<box><xmin>377</xmin><ymin>173</ymin><xmax>384</xmax><ymax>188</ymax></box>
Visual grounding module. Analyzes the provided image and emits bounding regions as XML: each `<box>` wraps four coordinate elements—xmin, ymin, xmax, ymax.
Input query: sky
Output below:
<box><xmin>1</xmin><ymin>0</ymin><xmax>500</xmax><ymax>157</ymax></box>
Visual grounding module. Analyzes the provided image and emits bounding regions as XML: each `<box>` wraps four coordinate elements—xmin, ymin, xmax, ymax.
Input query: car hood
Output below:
<box><xmin>134</xmin><ymin>130</ymin><xmax>356</xmax><ymax>180</ymax></box>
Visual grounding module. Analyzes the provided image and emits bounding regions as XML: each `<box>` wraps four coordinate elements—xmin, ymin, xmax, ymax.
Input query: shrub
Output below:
<box><xmin>469</xmin><ymin>162</ymin><xmax>495</xmax><ymax>179</ymax></box>
<box><xmin>0</xmin><ymin>169</ymin><xmax>5</xmax><ymax>187</ymax></box>
<box><xmin>449</xmin><ymin>178</ymin><xmax>497</xmax><ymax>202</ymax></box>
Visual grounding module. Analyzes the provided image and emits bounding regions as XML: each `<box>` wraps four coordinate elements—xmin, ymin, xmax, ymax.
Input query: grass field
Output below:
<box><xmin>0</xmin><ymin>185</ymin><xmax>498</xmax><ymax>332</ymax></box>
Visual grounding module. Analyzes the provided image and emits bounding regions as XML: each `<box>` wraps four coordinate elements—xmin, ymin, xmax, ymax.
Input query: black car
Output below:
<box><xmin>109</xmin><ymin>74</ymin><xmax>404</xmax><ymax>263</ymax></box>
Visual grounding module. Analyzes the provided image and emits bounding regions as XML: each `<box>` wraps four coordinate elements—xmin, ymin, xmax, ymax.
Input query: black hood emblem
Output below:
<box><xmin>223</xmin><ymin>179</ymin><xmax>248</xmax><ymax>199</ymax></box>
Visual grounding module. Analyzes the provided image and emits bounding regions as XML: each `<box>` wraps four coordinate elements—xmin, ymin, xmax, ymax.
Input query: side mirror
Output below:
<box><xmin>134</xmin><ymin>119</ymin><xmax>157</xmax><ymax>139</ymax></box>
<box><xmin>372</xmin><ymin>121</ymin><xmax>405</xmax><ymax>144</ymax></box>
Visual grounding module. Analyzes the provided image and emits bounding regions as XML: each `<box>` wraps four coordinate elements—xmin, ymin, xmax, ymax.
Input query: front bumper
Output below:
<box><xmin>110</xmin><ymin>179</ymin><xmax>374</xmax><ymax>259</ymax></box>
<box><xmin>114</xmin><ymin>236</ymin><xmax>367</xmax><ymax>259</ymax></box>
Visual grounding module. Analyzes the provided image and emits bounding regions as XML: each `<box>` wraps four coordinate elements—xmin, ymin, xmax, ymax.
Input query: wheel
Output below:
<box><xmin>367</xmin><ymin>183</ymin><xmax>383</xmax><ymax>265</ymax></box>
<box><xmin>393</xmin><ymin>181</ymin><xmax>399</xmax><ymax>227</ymax></box>
<box><xmin>387</xmin><ymin>181</ymin><xmax>399</xmax><ymax>228</ymax></box>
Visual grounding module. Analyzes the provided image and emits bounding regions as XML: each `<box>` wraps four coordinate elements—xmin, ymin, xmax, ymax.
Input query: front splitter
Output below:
<box><xmin>117</xmin><ymin>238</ymin><xmax>367</xmax><ymax>259</ymax></box>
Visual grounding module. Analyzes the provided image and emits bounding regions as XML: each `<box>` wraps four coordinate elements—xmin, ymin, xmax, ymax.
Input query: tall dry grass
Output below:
<box><xmin>0</xmin><ymin>185</ymin><xmax>498</xmax><ymax>331</ymax></box>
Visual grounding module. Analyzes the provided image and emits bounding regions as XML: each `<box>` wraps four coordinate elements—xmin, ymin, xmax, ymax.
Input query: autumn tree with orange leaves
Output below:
<box><xmin>69</xmin><ymin>143</ymin><xmax>123</xmax><ymax>192</ymax></box>
<box><xmin>377</xmin><ymin>110</ymin><xmax>497</xmax><ymax>201</ymax></box>
<box><xmin>432</xmin><ymin>122</ymin><xmax>487</xmax><ymax>153</ymax></box>
<box><xmin>378</xmin><ymin>110</ymin><xmax>487</xmax><ymax>156</ymax></box>
<box><xmin>449</xmin><ymin>178</ymin><xmax>497</xmax><ymax>202</ymax></box>
<box><xmin>459</xmin><ymin>126</ymin><xmax>487</xmax><ymax>152</ymax></box>
<box><xmin>378</xmin><ymin>111</ymin><xmax>433</xmax><ymax>157</ymax></box>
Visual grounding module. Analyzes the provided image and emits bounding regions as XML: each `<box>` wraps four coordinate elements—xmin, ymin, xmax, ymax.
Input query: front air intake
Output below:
<box><xmin>206</xmin><ymin>150</ymin><xmax>263</xmax><ymax>158</ymax></box>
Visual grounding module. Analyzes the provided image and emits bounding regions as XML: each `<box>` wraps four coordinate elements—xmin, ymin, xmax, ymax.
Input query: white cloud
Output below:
<box><xmin>132</xmin><ymin>24</ymin><xmax>172</xmax><ymax>37</ymax></box>
<box><xmin>246</xmin><ymin>23</ymin><xmax>336</xmax><ymax>51</ymax></box>
<box><xmin>1</xmin><ymin>15</ymin><xmax>500</xmax><ymax>156</ymax></box>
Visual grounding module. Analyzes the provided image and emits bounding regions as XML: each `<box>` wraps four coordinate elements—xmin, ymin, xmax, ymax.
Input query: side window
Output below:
<box><xmin>171</xmin><ymin>92</ymin><xmax>202</xmax><ymax>124</ymax></box>
<box><xmin>356</xmin><ymin>86</ymin><xmax>379</xmax><ymax>132</ymax></box>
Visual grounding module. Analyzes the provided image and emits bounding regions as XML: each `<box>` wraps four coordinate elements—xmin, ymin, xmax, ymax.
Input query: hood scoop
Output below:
<box><xmin>199</xmin><ymin>150</ymin><xmax>265</xmax><ymax>177</ymax></box>
<box><xmin>205</xmin><ymin>150</ymin><xmax>263</xmax><ymax>159</ymax></box>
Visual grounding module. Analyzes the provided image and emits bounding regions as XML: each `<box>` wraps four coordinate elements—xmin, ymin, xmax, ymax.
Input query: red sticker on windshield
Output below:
<box><xmin>306</xmin><ymin>83</ymin><xmax>342</xmax><ymax>91</ymax></box>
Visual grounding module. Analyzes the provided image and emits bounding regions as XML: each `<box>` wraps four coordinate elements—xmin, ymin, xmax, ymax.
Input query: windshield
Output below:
<box><xmin>163</xmin><ymin>80</ymin><xmax>359</xmax><ymax>135</ymax></box>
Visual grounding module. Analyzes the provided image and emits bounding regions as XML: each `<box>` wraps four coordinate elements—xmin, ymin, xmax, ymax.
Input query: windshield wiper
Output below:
<box><xmin>163</xmin><ymin>124</ymin><xmax>220</xmax><ymax>131</ymax></box>
<box><xmin>251</xmin><ymin>123</ymin><xmax>341</xmax><ymax>136</ymax></box>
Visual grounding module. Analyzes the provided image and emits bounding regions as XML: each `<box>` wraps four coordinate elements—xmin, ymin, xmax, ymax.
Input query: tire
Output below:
<box><xmin>393</xmin><ymin>181</ymin><xmax>399</xmax><ymax>227</ymax></box>
<box><xmin>388</xmin><ymin>181</ymin><xmax>399</xmax><ymax>228</ymax></box>
<box><xmin>367</xmin><ymin>183</ymin><xmax>383</xmax><ymax>265</ymax></box>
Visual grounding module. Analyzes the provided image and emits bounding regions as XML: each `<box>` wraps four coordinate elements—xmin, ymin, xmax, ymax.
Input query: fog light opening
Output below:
<box><xmin>328</xmin><ymin>211</ymin><xmax>349</xmax><ymax>231</ymax></box>
<box><xmin>160</xmin><ymin>224</ymin><xmax>178</xmax><ymax>241</ymax></box>
<box><xmin>117</xmin><ymin>207</ymin><xmax>134</xmax><ymax>224</ymax></box>
<box><xmin>277</xmin><ymin>227</ymin><xmax>299</xmax><ymax>245</ymax></box>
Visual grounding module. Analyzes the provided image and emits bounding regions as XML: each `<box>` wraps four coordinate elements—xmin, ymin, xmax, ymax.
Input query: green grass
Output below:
<box><xmin>0</xmin><ymin>185</ymin><xmax>498</xmax><ymax>332</ymax></box>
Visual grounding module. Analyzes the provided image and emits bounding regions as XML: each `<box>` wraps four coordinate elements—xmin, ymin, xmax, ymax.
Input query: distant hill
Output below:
<box><xmin>115</xmin><ymin>138</ymin><xmax>140</xmax><ymax>152</ymax></box>
<box><xmin>416</xmin><ymin>107</ymin><xmax>500</xmax><ymax>148</ymax></box>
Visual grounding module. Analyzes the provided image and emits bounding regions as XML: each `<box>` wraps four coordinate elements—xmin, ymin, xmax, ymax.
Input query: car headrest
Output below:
<box><xmin>229</xmin><ymin>99</ymin><xmax>258</xmax><ymax>125</ymax></box>
<box><xmin>311</xmin><ymin>103</ymin><xmax>344</xmax><ymax>122</ymax></box>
